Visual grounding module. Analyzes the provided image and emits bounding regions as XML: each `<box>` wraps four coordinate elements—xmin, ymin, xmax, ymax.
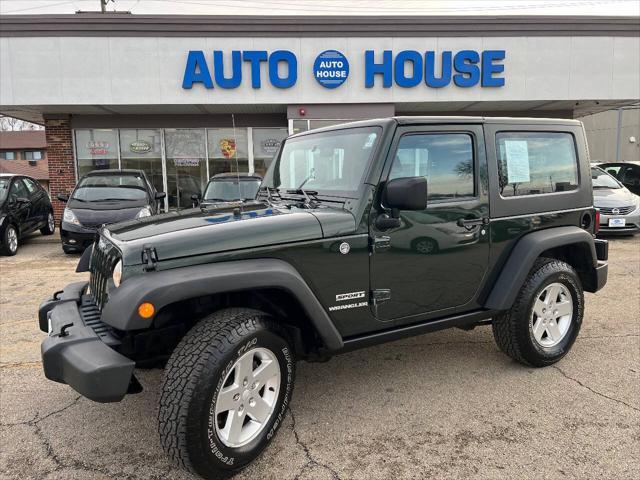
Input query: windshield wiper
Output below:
<box><xmin>287</xmin><ymin>171</ymin><xmax>319</xmax><ymax>206</ymax></box>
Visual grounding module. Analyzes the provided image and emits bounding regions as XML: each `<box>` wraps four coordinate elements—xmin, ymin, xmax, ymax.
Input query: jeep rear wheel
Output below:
<box><xmin>158</xmin><ymin>308</ymin><xmax>295</xmax><ymax>479</ymax></box>
<box><xmin>492</xmin><ymin>258</ymin><xmax>584</xmax><ymax>367</ymax></box>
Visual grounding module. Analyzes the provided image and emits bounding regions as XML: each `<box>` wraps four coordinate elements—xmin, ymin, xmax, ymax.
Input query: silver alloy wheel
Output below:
<box><xmin>7</xmin><ymin>227</ymin><xmax>18</xmax><ymax>253</ymax></box>
<box><xmin>531</xmin><ymin>282</ymin><xmax>573</xmax><ymax>347</ymax></box>
<box><xmin>214</xmin><ymin>347</ymin><xmax>281</xmax><ymax>448</ymax></box>
<box><xmin>47</xmin><ymin>213</ymin><xmax>55</xmax><ymax>232</ymax></box>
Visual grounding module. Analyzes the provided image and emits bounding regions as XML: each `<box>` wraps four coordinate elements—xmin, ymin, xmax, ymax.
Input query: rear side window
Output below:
<box><xmin>389</xmin><ymin>133</ymin><xmax>475</xmax><ymax>202</ymax></box>
<box><xmin>496</xmin><ymin>132</ymin><xmax>578</xmax><ymax>197</ymax></box>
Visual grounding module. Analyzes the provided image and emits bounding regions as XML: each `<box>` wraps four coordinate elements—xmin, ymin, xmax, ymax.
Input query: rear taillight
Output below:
<box><xmin>594</xmin><ymin>210</ymin><xmax>600</xmax><ymax>234</ymax></box>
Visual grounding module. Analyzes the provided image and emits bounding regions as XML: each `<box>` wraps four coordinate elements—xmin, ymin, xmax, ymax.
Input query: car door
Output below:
<box><xmin>369</xmin><ymin>124</ymin><xmax>490</xmax><ymax>324</ymax></box>
<box><xmin>8</xmin><ymin>178</ymin><xmax>33</xmax><ymax>233</ymax></box>
<box><xmin>21</xmin><ymin>178</ymin><xmax>46</xmax><ymax>227</ymax></box>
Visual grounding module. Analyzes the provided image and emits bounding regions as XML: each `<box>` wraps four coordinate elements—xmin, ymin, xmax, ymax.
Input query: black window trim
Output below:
<box><xmin>494</xmin><ymin>129</ymin><xmax>581</xmax><ymax>200</ymax></box>
<box><xmin>388</xmin><ymin>130</ymin><xmax>479</xmax><ymax>206</ymax></box>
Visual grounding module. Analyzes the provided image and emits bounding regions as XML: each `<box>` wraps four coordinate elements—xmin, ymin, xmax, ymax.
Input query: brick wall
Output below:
<box><xmin>44</xmin><ymin>118</ymin><xmax>75</xmax><ymax>221</ymax></box>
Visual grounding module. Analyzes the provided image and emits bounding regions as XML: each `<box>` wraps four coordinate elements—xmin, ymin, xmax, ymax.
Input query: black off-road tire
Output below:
<box><xmin>492</xmin><ymin>257</ymin><xmax>584</xmax><ymax>367</ymax></box>
<box><xmin>158</xmin><ymin>308</ymin><xmax>295</xmax><ymax>480</ymax></box>
<box><xmin>40</xmin><ymin>211</ymin><xmax>56</xmax><ymax>235</ymax></box>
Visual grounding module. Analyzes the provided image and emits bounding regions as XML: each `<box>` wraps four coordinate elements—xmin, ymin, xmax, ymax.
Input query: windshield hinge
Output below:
<box><xmin>141</xmin><ymin>245</ymin><xmax>158</xmax><ymax>272</ymax></box>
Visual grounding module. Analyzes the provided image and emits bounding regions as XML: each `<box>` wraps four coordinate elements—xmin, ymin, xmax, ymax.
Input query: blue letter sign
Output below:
<box><xmin>182</xmin><ymin>49</ymin><xmax>505</xmax><ymax>90</ymax></box>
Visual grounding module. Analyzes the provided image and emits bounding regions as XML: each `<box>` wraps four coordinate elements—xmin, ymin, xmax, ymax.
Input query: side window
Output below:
<box><xmin>389</xmin><ymin>133</ymin><xmax>475</xmax><ymax>202</ymax></box>
<box><xmin>22</xmin><ymin>178</ymin><xmax>39</xmax><ymax>195</ymax></box>
<box><xmin>496</xmin><ymin>132</ymin><xmax>578</xmax><ymax>197</ymax></box>
<box><xmin>9</xmin><ymin>179</ymin><xmax>29</xmax><ymax>199</ymax></box>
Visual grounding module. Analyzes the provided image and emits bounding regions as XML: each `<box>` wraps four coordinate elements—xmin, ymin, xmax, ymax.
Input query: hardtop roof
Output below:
<box><xmin>288</xmin><ymin>116</ymin><xmax>582</xmax><ymax>139</ymax></box>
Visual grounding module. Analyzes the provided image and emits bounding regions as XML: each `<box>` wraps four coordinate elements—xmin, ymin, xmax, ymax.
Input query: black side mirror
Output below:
<box><xmin>155</xmin><ymin>192</ymin><xmax>166</xmax><ymax>200</ymax></box>
<box><xmin>57</xmin><ymin>193</ymin><xmax>69</xmax><ymax>202</ymax></box>
<box><xmin>376</xmin><ymin>177</ymin><xmax>428</xmax><ymax>230</ymax></box>
<box><xmin>384</xmin><ymin>176</ymin><xmax>428</xmax><ymax>212</ymax></box>
<box><xmin>191</xmin><ymin>193</ymin><xmax>201</xmax><ymax>207</ymax></box>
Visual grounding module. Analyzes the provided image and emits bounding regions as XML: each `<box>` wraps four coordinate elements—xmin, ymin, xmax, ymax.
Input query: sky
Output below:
<box><xmin>1</xmin><ymin>0</ymin><xmax>639</xmax><ymax>16</ymax></box>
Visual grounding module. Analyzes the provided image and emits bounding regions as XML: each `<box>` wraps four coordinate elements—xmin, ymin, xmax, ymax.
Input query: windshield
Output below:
<box><xmin>0</xmin><ymin>178</ymin><xmax>9</xmax><ymax>203</ymax></box>
<box><xmin>203</xmin><ymin>178</ymin><xmax>261</xmax><ymax>202</ymax></box>
<box><xmin>263</xmin><ymin>126</ymin><xmax>381</xmax><ymax>197</ymax></box>
<box><xmin>72</xmin><ymin>174</ymin><xmax>148</xmax><ymax>202</ymax></box>
<box><xmin>591</xmin><ymin>167</ymin><xmax>622</xmax><ymax>189</ymax></box>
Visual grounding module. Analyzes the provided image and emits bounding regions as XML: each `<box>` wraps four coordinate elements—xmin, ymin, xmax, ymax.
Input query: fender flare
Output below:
<box><xmin>101</xmin><ymin>258</ymin><xmax>344</xmax><ymax>350</ymax></box>
<box><xmin>484</xmin><ymin>226</ymin><xmax>597</xmax><ymax>311</ymax></box>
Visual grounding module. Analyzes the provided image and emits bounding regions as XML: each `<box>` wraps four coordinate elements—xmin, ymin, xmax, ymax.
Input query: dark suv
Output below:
<box><xmin>38</xmin><ymin>117</ymin><xmax>608</xmax><ymax>479</ymax></box>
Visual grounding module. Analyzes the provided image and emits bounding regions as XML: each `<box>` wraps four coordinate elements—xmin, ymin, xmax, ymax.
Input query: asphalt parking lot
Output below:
<box><xmin>0</xmin><ymin>233</ymin><xmax>638</xmax><ymax>480</ymax></box>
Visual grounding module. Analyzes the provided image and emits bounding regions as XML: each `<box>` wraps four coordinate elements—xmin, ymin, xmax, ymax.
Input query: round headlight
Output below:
<box><xmin>112</xmin><ymin>260</ymin><xmax>122</xmax><ymax>288</ymax></box>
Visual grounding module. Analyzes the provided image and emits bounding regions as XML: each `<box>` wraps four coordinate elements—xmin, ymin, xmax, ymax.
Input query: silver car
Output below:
<box><xmin>592</xmin><ymin>166</ymin><xmax>640</xmax><ymax>235</ymax></box>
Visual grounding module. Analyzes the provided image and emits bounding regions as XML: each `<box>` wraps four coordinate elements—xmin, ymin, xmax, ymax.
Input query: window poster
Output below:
<box><xmin>505</xmin><ymin>140</ymin><xmax>530</xmax><ymax>183</ymax></box>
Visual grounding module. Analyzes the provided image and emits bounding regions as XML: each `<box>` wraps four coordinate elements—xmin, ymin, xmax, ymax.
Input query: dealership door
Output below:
<box><xmin>369</xmin><ymin>124</ymin><xmax>490</xmax><ymax>323</ymax></box>
<box><xmin>119</xmin><ymin>129</ymin><xmax>166</xmax><ymax>210</ymax></box>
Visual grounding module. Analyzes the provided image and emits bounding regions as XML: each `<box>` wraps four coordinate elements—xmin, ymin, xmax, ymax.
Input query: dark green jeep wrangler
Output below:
<box><xmin>39</xmin><ymin>117</ymin><xmax>608</xmax><ymax>479</ymax></box>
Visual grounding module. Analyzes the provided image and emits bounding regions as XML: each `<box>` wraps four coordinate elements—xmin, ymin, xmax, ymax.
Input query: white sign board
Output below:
<box><xmin>504</xmin><ymin>140</ymin><xmax>530</xmax><ymax>183</ymax></box>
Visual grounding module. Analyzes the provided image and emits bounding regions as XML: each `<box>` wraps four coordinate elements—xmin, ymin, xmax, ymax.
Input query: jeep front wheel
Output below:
<box><xmin>492</xmin><ymin>258</ymin><xmax>584</xmax><ymax>367</ymax></box>
<box><xmin>158</xmin><ymin>308</ymin><xmax>295</xmax><ymax>479</ymax></box>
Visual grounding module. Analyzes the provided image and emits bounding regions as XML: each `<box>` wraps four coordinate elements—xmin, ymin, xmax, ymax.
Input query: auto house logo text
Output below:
<box><xmin>183</xmin><ymin>48</ymin><xmax>506</xmax><ymax>90</ymax></box>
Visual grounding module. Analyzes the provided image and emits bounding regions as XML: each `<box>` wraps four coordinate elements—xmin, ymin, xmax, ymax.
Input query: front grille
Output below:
<box><xmin>599</xmin><ymin>205</ymin><xmax>636</xmax><ymax>215</ymax></box>
<box><xmin>89</xmin><ymin>236</ymin><xmax>120</xmax><ymax>310</ymax></box>
<box><xmin>79</xmin><ymin>295</ymin><xmax>120</xmax><ymax>346</ymax></box>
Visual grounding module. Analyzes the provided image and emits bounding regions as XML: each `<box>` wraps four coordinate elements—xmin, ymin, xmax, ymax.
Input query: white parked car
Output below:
<box><xmin>592</xmin><ymin>166</ymin><xmax>640</xmax><ymax>235</ymax></box>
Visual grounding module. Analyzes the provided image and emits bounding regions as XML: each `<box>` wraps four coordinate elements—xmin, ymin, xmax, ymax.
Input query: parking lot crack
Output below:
<box><xmin>552</xmin><ymin>366</ymin><xmax>640</xmax><ymax>413</ymax></box>
<box><xmin>289</xmin><ymin>407</ymin><xmax>341</xmax><ymax>480</ymax></box>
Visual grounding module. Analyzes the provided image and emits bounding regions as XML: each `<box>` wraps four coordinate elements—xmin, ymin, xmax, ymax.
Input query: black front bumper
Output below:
<box><xmin>60</xmin><ymin>223</ymin><xmax>97</xmax><ymax>250</ymax></box>
<box><xmin>39</xmin><ymin>282</ymin><xmax>135</xmax><ymax>403</ymax></box>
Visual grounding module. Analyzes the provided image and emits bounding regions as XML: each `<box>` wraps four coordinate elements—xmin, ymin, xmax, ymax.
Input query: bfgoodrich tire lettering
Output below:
<box><xmin>492</xmin><ymin>258</ymin><xmax>584</xmax><ymax>367</ymax></box>
<box><xmin>158</xmin><ymin>308</ymin><xmax>295</xmax><ymax>479</ymax></box>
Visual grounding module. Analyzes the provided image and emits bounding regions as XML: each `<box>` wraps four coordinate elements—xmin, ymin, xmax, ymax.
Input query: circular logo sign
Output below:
<box><xmin>339</xmin><ymin>242</ymin><xmax>351</xmax><ymax>255</ymax></box>
<box><xmin>261</xmin><ymin>139</ymin><xmax>281</xmax><ymax>155</ymax></box>
<box><xmin>130</xmin><ymin>140</ymin><xmax>151</xmax><ymax>154</ymax></box>
<box><xmin>612</xmin><ymin>208</ymin><xmax>620</xmax><ymax>215</ymax></box>
<box><xmin>313</xmin><ymin>50</ymin><xmax>349</xmax><ymax>89</ymax></box>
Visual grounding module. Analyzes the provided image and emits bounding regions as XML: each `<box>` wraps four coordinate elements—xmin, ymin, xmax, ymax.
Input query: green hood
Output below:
<box><xmin>106</xmin><ymin>200</ymin><xmax>355</xmax><ymax>265</ymax></box>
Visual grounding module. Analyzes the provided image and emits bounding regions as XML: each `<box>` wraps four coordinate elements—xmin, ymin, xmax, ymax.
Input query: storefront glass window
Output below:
<box><xmin>207</xmin><ymin>128</ymin><xmax>249</xmax><ymax>177</ymax></box>
<box><xmin>292</xmin><ymin>120</ymin><xmax>308</xmax><ymax>135</ymax></box>
<box><xmin>164</xmin><ymin>129</ymin><xmax>207</xmax><ymax>209</ymax></box>
<box><xmin>252</xmin><ymin>128</ymin><xmax>288</xmax><ymax>177</ymax></box>
<box><xmin>74</xmin><ymin>129</ymin><xmax>119</xmax><ymax>178</ymax></box>
<box><xmin>119</xmin><ymin>129</ymin><xmax>164</xmax><ymax>201</ymax></box>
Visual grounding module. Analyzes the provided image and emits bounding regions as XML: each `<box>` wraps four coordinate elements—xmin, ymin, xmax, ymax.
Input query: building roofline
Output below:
<box><xmin>0</xmin><ymin>14</ymin><xmax>638</xmax><ymax>37</ymax></box>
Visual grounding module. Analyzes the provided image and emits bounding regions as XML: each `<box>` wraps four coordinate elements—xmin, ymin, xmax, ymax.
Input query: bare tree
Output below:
<box><xmin>0</xmin><ymin>116</ymin><xmax>43</xmax><ymax>131</ymax></box>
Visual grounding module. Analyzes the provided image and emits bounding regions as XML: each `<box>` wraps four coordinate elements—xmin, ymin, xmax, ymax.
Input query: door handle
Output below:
<box><xmin>457</xmin><ymin>217</ymin><xmax>489</xmax><ymax>228</ymax></box>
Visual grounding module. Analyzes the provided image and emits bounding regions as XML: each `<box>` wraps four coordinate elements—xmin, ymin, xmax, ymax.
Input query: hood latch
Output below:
<box><xmin>142</xmin><ymin>245</ymin><xmax>158</xmax><ymax>272</ymax></box>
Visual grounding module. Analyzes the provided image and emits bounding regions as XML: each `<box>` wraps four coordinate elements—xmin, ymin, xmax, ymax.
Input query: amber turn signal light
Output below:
<box><xmin>138</xmin><ymin>302</ymin><xmax>155</xmax><ymax>319</ymax></box>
